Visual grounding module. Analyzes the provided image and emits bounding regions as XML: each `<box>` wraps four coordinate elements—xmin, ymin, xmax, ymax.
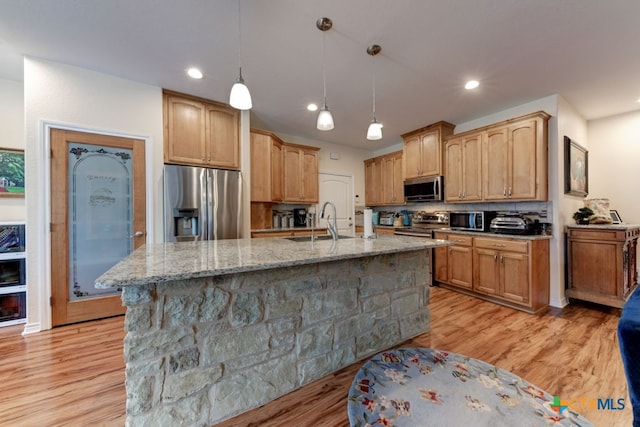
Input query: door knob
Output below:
<box><xmin>134</xmin><ymin>231</ymin><xmax>145</xmax><ymax>237</ymax></box>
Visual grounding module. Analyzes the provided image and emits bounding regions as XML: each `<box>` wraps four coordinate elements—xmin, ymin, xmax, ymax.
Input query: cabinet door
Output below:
<box><xmin>250</xmin><ymin>132</ymin><xmax>272</xmax><ymax>202</ymax></box>
<box><xmin>474</xmin><ymin>248</ymin><xmax>500</xmax><ymax>295</ymax></box>
<box><xmin>301</xmin><ymin>149</ymin><xmax>318</xmax><ymax>202</ymax></box>
<box><xmin>568</xmin><ymin>239</ymin><xmax>619</xmax><ymax>297</ymax></box>
<box><xmin>509</xmin><ymin>120</ymin><xmax>537</xmax><ymax>199</ymax></box>
<box><xmin>419</xmin><ymin>131</ymin><xmax>441</xmax><ymax>176</ymax></box>
<box><xmin>365</xmin><ymin>159</ymin><xmax>381</xmax><ymax>205</ymax></box>
<box><xmin>392</xmin><ymin>153</ymin><xmax>404</xmax><ymax>204</ymax></box>
<box><xmin>500</xmin><ymin>252</ymin><xmax>530</xmax><ymax>303</ymax></box>
<box><xmin>448</xmin><ymin>245</ymin><xmax>473</xmax><ymax>289</ymax></box>
<box><xmin>434</xmin><ymin>245</ymin><xmax>449</xmax><ymax>283</ymax></box>
<box><xmin>164</xmin><ymin>96</ymin><xmax>207</xmax><ymax>165</ymax></box>
<box><xmin>205</xmin><ymin>104</ymin><xmax>239</xmax><ymax>169</ymax></box>
<box><xmin>271</xmin><ymin>140</ymin><xmax>283</xmax><ymax>201</ymax></box>
<box><xmin>403</xmin><ymin>136</ymin><xmax>422</xmax><ymax>179</ymax></box>
<box><xmin>462</xmin><ymin>134</ymin><xmax>483</xmax><ymax>201</ymax></box>
<box><xmin>445</xmin><ymin>139</ymin><xmax>463</xmax><ymax>202</ymax></box>
<box><xmin>484</xmin><ymin>127</ymin><xmax>509</xmax><ymax>200</ymax></box>
<box><xmin>283</xmin><ymin>146</ymin><xmax>302</xmax><ymax>202</ymax></box>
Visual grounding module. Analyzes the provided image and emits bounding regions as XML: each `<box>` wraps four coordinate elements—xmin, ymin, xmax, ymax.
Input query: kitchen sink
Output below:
<box><xmin>284</xmin><ymin>235</ymin><xmax>354</xmax><ymax>242</ymax></box>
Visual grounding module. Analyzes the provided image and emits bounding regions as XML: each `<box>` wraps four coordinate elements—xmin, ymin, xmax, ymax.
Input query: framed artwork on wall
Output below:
<box><xmin>0</xmin><ymin>147</ymin><xmax>25</xmax><ymax>197</ymax></box>
<box><xmin>564</xmin><ymin>136</ymin><xmax>588</xmax><ymax>197</ymax></box>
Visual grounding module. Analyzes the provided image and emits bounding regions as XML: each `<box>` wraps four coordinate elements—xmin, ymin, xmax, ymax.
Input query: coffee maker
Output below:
<box><xmin>293</xmin><ymin>208</ymin><xmax>307</xmax><ymax>227</ymax></box>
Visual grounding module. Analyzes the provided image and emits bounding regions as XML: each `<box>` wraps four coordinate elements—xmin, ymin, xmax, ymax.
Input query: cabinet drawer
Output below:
<box><xmin>475</xmin><ymin>237</ymin><xmax>529</xmax><ymax>253</ymax></box>
<box><xmin>444</xmin><ymin>234</ymin><xmax>473</xmax><ymax>246</ymax></box>
<box><xmin>568</xmin><ymin>228</ymin><xmax>635</xmax><ymax>242</ymax></box>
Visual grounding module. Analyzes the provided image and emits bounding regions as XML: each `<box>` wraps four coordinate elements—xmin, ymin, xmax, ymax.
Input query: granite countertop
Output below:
<box><xmin>566</xmin><ymin>223</ymin><xmax>639</xmax><ymax>230</ymax></box>
<box><xmin>95</xmin><ymin>234</ymin><xmax>452</xmax><ymax>289</ymax></box>
<box><xmin>432</xmin><ymin>228</ymin><xmax>553</xmax><ymax>241</ymax></box>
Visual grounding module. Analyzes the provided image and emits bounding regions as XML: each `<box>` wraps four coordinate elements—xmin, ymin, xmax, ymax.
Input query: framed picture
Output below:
<box><xmin>564</xmin><ymin>136</ymin><xmax>588</xmax><ymax>197</ymax></box>
<box><xmin>0</xmin><ymin>147</ymin><xmax>25</xmax><ymax>197</ymax></box>
<box><xmin>610</xmin><ymin>210</ymin><xmax>622</xmax><ymax>224</ymax></box>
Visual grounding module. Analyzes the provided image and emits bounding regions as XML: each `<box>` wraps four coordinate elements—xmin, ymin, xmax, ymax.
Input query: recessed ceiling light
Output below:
<box><xmin>637</xmin><ymin>98</ymin><xmax>640</xmax><ymax>103</ymax></box>
<box><xmin>465</xmin><ymin>80</ymin><xmax>480</xmax><ymax>90</ymax></box>
<box><xmin>307</xmin><ymin>103</ymin><xmax>318</xmax><ymax>112</ymax></box>
<box><xmin>186</xmin><ymin>68</ymin><xmax>203</xmax><ymax>79</ymax></box>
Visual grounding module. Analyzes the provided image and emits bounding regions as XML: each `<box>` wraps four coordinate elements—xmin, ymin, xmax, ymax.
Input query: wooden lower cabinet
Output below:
<box><xmin>434</xmin><ymin>232</ymin><xmax>549</xmax><ymax>313</ymax></box>
<box><xmin>566</xmin><ymin>225</ymin><xmax>639</xmax><ymax>308</ymax></box>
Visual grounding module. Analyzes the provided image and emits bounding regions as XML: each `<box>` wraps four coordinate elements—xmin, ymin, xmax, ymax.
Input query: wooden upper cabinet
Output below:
<box><xmin>282</xmin><ymin>143</ymin><xmax>319</xmax><ymax>203</ymax></box>
<box><xmin>445</xmin><ymin>133</ymin><xmax>482</xmax><ymax>202</ymax></box>
<box><xmin>250</xmin><ymin>129</ymin><xmax>283</xmax><ymax>202</ymax></box>
<box><xmin>364</xmin><ymin>157</ymin><xmax>381</xmax><ymax>206</ymax></box>
<box><xmin>483</xmin><ymin>113</ymin><xmax>548</xmax><ymax>201</ymax></box>
<box><xmin>364</xmin><ymin>151</ymin><xmax>404</xmax><ymax>206</ymax></box>
<box><xmin>271</xmin><ymin>139</ymin><xmax>283</xmax><ymax>201</ymax></box>
<box><xmin>402</xmin><ymin>121</ymin><xmax>454</xmax><ymax>180</ymax></box>
<box><xmin>445</xmin><ymin>110</ymin><xmax>549</xmax><ymax>203</ymax></box>
<box><xmin>163</xmin><ymin>90</ymin><xmax>239</xmax><ymax>169</ymax></box>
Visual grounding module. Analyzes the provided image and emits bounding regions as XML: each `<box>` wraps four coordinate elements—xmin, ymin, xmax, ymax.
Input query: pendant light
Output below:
<box><xmin>366</xmin><ymin>44</ymin><xmax>382</xmax><ymax>140</ymax></box>
<box><xmin>229</xmin><ymin>0</ymin><xmax>252</xmax><ymax>110</ymax></box>
<box><xmin>316</xmin><ymin>17</ymin><xmax>334</xmax><ymax>131</ymax></box>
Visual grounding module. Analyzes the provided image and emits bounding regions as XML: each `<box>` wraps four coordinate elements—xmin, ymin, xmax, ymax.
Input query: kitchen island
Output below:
<box><xmin>96</xmin><ymin>234</ymin><xmax>451</xmax><ymax>426</ymax></box>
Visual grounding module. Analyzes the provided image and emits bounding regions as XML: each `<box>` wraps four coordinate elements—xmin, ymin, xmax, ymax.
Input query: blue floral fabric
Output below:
<box><xmin>347</xmin><ymin>347</ymin><xmax>594</xmax><ymax>427</ymax></box>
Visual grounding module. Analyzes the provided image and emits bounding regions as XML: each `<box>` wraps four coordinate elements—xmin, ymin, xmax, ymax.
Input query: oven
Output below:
<box><xmin>394</xmin><ymin>212</ymin><xmax>449</xmax><ymax>286</ymax></box>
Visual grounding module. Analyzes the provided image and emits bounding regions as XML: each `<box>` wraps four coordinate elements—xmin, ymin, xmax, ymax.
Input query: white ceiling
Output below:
<box><xmin>1</xmin><ymin>0</ymin><xmax>639</xmax><ymax>150</ymax></box>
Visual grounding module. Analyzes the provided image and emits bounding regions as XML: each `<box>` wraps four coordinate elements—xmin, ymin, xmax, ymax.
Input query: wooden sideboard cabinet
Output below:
<box><xmin>566</xmin><ymin>225</ymin><xmax>640</xmax><ymax>308</ymax></box>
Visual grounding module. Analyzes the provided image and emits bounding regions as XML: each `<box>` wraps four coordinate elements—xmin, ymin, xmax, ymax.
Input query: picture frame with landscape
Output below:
<box><xmin>0</xmin><ymin>147</ymin><xmax>25</xmax><ymax>197</ymax></box>
<box><xmin>564</xmin><ymin>136</ymin><xmax>588</xmax><ymax>197</ymax></box>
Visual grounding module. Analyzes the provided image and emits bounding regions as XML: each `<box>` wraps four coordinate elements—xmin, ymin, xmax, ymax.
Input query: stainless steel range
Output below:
<box><xmin>394</xmin><ymin>211</ymin><xmax>449</xmax><ymax>238</ymax></box>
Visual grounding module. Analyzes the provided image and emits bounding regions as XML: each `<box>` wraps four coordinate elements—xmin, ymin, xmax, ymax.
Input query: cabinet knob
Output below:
<box><xmin>508</xmin><ymin>187</ymin><xmax>512</xmax><ymax>197</ymax></box>
<box><xmin>503</xmin><ymin>188</ymin><xmax>507</xmax><ymax>197</ymax></box>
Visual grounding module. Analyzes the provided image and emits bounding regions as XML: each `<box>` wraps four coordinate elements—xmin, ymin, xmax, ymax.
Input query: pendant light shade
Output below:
<box><xmin>366</xmin><ymin>44</ymin><xmax>382</xmax><ymax>140</ymax></box>
<box><xmin>317</xmin><ymin>105</ymin><xmax>334</xmax><ymax>131</ymax></box>
<box><xmin>230</xmin><ymin>0</ymin><xmax>252</xmax><ymax>110</ymax></box>
<box><xmin>316</xmin><ymin>17</ymin><xmax>334</xmax><ymax>131</ymax></box>
<box><xmin>230</xmin><ymin>69</ymin><xmax>252</xmax><ymax>110</ymax></box>
<box><xmin>367</xmin><ymin>120</ymin><xmax>383</xmax><ymax>140</ymax></box>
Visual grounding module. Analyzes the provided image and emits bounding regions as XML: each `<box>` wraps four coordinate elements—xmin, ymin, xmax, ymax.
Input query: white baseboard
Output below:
<box><xmin>22</xmin><ymin>322</ymin><xmax>42</xmax><ymax>335</ymax></box>
<box><xmin>549</xmin><ymin>296</ymin><xmax>568</xmax><ymax>308</ymax></box>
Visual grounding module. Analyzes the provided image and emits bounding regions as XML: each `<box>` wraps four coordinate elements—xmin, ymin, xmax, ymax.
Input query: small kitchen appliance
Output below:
<box><xmin>449</xmin><ymin>211</ymin><xmax>498</xmax><ymax>232</ymax></box>
<box><xmin>293</xmin><ymin>208</ymin><xmax>307</xmax><ymax>227</ymax></box>
<box><xmin>490</xmin><ymin>212</ymin><xmax>536</xmax><ymax>235</ymax></box>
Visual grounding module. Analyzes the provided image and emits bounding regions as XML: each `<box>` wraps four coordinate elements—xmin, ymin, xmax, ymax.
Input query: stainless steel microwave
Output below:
<box><xmin>449</xmin><ymin>211</ymin><xmax>498</xmax><ymax>232</ymax></box>
<box><xmin>403</xmin><ymin>176</ymin><xmax>443</xmax><ymax>202</ymax></box>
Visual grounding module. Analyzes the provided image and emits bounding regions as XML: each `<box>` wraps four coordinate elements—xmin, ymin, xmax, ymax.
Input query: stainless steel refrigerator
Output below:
<box><xmin>164</xmin><ymin>165</ymin><xmax>242</xmax><ymax>242</ymax></box>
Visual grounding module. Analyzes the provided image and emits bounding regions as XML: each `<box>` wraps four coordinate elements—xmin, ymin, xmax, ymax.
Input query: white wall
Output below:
<box><xmin>24</xmin><ymin>58</ymin><xmax>164</xmax><ymax>332</ymax></box>
<box><xmin>555</xmin><ymin>96</ymin><xmax>588</xmax><ymax>306</ymax></box>
<box><xmin>588</xmin><ymin>110</ymin><xmax>640</xmax><ymax>224</ymax></box>
<box><xmin>0</xmin><ymin>78</ymin><xmax>25</xmax><ymax>221</ymax></box>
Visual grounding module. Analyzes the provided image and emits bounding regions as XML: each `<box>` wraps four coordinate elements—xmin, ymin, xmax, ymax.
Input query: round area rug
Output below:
<box><xmin>347</xmin><ymin>347</ymin><xmax>594</xmax><ymax>427</ymax></box>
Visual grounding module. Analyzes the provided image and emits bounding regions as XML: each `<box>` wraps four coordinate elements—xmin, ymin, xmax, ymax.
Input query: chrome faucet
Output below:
<box><xmin>320</xmin><ymin>201</ymin><xmax>338</xmax><ymax>241</ymax></box>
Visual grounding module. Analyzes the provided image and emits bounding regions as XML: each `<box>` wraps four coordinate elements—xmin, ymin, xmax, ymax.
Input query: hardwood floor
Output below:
<box><xmin>0</xmin><ymin>286</ymin><xmax>632</xmax><ymax>426</ymax></box>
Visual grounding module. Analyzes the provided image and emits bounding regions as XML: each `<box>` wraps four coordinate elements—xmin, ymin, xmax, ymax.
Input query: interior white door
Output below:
<box><xmin>317</xmin><ymin>172</ymin><xmax>354</xmax><ymax>236</ymax></box>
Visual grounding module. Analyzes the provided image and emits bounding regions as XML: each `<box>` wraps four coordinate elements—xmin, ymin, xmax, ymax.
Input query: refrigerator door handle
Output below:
<box><xmin>200</xmin><ymin>169</ymin><xmax>209</xmax><ymax>241</ymax></box>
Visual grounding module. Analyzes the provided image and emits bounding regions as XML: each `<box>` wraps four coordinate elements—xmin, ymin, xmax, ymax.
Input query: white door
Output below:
<box><xmin>317</xmin><ymin>172</ymin><xmax>354</xmax><ymax>236</ymax></box>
